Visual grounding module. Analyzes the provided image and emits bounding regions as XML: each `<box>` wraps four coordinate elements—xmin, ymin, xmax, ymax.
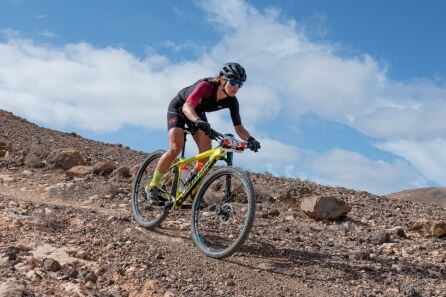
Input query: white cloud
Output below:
<box><xmin>354</xmin><ymin>80</ymin><xmax>446</xmax><ymax>140</ymax></box>
<box><xmin>377</xmin><ymin>138</ymin><xmax>446</xmax><ymax>185</ymax></box>
<box><xmin>301</xmin><ymin>148</ymin><xmax>428</xmax><ymax>195</ymax></box>
<box><xmin>0</xmin><ymin>38</ymin><xmax>215</xmax><ymax>132</ymax></box>
<box><xmin>1</xmin><ymin>0</ymin><xmax>445</xmax><ymax>193</ymax></box>
<box><xmin>38</xmin><ymin>30</ymin><xmax>57</xmax><ymax>38</ymax></box>
<box><xmin>238</xmin><ymin>138</ymin><xmax>301</xmax><ymax>176</ymax></box>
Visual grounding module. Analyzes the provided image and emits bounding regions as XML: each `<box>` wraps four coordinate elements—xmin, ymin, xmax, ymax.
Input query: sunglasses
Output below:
<box><xmin>227</xmin><ymin>79</ymin><xmax>243</xmax><ymax>88</ymax></box>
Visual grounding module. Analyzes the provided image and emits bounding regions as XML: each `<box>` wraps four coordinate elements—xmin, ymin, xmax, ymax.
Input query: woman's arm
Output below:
<box><xmin>234</xmin><ymin>124</ymin><xmax>251</xmax><ymax>142</ymax></box>
<box><xmin>182</xmin><ymin>103</ymin><xmax>201</xmax><ymax>122</ymax></box>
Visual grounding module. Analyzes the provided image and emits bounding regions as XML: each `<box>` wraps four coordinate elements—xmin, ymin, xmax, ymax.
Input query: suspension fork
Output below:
<box><xmin>225</xmin><ymin>152</ymin><xmax>233</xmax><ymax>203</ymax></box>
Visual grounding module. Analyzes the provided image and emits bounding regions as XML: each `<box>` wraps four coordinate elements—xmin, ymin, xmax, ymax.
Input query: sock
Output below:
<box><xmin>149</xmin><ymin>169</ymin><xmax>164</xmax><ymax>188</ymax></box>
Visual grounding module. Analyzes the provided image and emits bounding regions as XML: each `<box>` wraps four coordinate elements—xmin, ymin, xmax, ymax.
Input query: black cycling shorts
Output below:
<box><xmin>167</xmin><ymin>108</ymin><xmax>207</xmax><ymax>134</ymax></box>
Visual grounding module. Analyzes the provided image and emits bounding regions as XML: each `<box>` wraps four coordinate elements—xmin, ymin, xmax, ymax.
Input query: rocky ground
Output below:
<box><xmin>1</xmin><ymin>109</ymin><xmax>446</xmax><ymax>297</ymax></box>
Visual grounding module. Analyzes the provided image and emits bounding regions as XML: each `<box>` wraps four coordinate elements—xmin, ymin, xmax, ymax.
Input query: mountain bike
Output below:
<box><xmin>132</xmin><ymin>128</ymin><xmax>256</xmax><ymax>259</ymax></box>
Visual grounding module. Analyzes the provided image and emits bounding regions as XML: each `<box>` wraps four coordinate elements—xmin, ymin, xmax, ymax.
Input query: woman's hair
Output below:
<box><xmin>202</xmin><ymin>76</ymin><xmax>221</xmax><ymax>86</ymax></box>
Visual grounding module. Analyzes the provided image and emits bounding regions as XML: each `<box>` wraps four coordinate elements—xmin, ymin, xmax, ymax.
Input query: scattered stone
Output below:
<box><xmin>389</xmin><ymin>226</ymin><xmax>407</xmax><ymax>238</ymax></box>
<box><xmin>62</xmin><ymin>282</ymin><xmax>83</xmax><ymax>296</ymax></box>
<box><xmin>0</xmin><ymin>278</ymin><xmax>23</xmax><ymax>297</ymax></box>
<box><xmin>431</xmin><ymin>221</ymin><xmax>446</xmax><ymax>238</ymax></box>
<box><xmin>62</xmin><ymin>266</ymin><xmax>78</xmax><ymax>279</ymax></box>
<box><xmin>373</xmin><ymin>231</ymin><xmax>392</xmax><ymax>245</ymax></box>
<box><xmin>403</xmin><ymin>286</ymin><xmax>419</xmax><ymax>296</ymax></box>
<box><xmin>113</xmin><ymin>166</ymin><xmax>130</xmax><ymax>178</ymax></box>
<box><xmin>78</xmin><ymin>268</ymin><xmax>97</xmax><ymax>283</ymax></box>
<box><xmin>349</xmin><ymin>249</ymin><xmax>371</xmax><ymax>261</ymax></box>
<box><xmin>43</xmin><ymin>258</ymin><xmax>61</xmax><ymax>272</ymax></box>
<box><xmin>154</xmin><ymin>252</ymin><xmax>164</xmax><ymax>260</ymax></box>
<box><xmin>66</xmin><ymin>165</ymin><xmax>93</xmax><ymax>178</ymax></box>
<box><xmin>24</xmin><ymin>153</ymin><xmax>44</xmax><ymax>168</ymax></box>
<box><xmin>93</xmin><ymin>161</ymin><xmax>115</xmax><ymax>174</ymax></box>
<box><xmin>0</xmin><ymin>142</ymin><xmax>11</xmax><ymax>161</ymax></box>
<box><xmin>47</xmin><ymin>148</ymin><xmax>84</xmax><ymax>170</ymax></box>
<box><xmin>3</xmin><ymin>246</ymin><xmax>20</xmax><ymax>260</ymax></box>
<box><xmin>301</xmin><ymin>195</ymin><xmax>351</xmax><ymax>220</ymax></box>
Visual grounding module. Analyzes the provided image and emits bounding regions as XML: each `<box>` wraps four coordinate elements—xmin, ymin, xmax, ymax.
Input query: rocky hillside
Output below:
<box><xmin>1</xmin><ymin>109</ymin><xmax>445</xmax><ymax>297</ymax></box>
<box><xmin>387</xmin><ymin>187</ymin><xmax>446</xmax><ymax>208</ymax></box>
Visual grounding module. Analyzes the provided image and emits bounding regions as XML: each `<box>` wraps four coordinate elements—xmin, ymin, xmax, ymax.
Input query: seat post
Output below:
<box><xmin>181</xmin><ymin>130</ymin><xmax>187</xmax><ymax>158</ymax></box>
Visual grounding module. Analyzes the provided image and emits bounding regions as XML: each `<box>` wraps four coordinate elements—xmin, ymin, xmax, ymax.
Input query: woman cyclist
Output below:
<box><xmin>146</xmin><ymin>62</ymin><xmax>261</xmax><ymax>203</ymax></box>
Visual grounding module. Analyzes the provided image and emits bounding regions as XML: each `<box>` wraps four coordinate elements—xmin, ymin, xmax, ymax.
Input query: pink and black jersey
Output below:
<box><xmin>168</xmin><ymin>79</ymin><xmax>242</xmax><ymax>127</ymax></box>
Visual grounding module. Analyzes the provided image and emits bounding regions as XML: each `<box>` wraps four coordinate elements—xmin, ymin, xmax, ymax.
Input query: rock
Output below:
<box><xmin>43</xmin><ymin>258</ymin><xmax>61</xmax><ymax>272</ymax></box>
<box><xmin>301</xmin><ymin>195</ymin><xmax>350</xmax><ymax>220</ymax></box>
<box><xmin>62</xmin><ymin>265</ymin><xmax>78</xmax><ymax>279</ymax></box>
<box><xmin>349</xmin><ymin>249</ymin><xmax>371</xmax><ymax>261</ymax></box>
<box><xmin>62</xmin><ymin>282</ymin><xmax>83</xmax><ymax>296</ymax></box>
<box><xmin>79</xmin><ymin>268</ymin><xmax>97</xmax><ymax>283</ymax></box>
<box><xmin>66</xmin><ymin>165</ymin><xmax>93</xmax><ymax>178</ymax></box>
<box><xmin>373</xmin><ymin>231</ymin><xmax>391</xmax><ymax>245</ymax></box>
<box><xmin>24</xmin><ymin>153</ymin><xmax>44</xmax><ymax>168</ymax></box>
<box><xmin>3</xmin><ymin>246</ymin><xmax>20</xmax><ymax>260</ymax></box>
<box><xmin>113</xmin><ymin>166</ymin><xmax>130</xmax><ymax>178</ymax></box>
<box><xmin>0</xmin><ymin>142</ymin><xmax>11</xmax><ymax>161</ymax></box>
<box><xmin>32</xmin><ymin>244</ymin><xmax>86</xmax><ymax>267</ymax></box>
<box><xmin>403</xmin><ymin>286</ymin><xmax>419</xmax><ymax>296</ymax></box>
<box><xmin>389</xmin><ymin>226</ymin><xmax>407</xmax><ymax>238</ymax></box>
<box><xmin>93</xmin><ymin>161</ymin><xmax>114</xmax><ymax>174</ymax></box>
<box><xmin>0</xmin><ymin>174</ymin><xmax>15</xmax><ymax>183</ymax></box>
<box><xmin>431</xmin><ymin>221</ymin><xmax>446</xmax><ymax>238</ymax></box>
<box><xmin>14</xmin><ymin>262</ymin><xmax>31</xmax><ymax>273</ymax></box>
<box><xmin>47</xmin><ymin>148</ymin><xmax>84</xmax><ymax>170</ymax></box>
<box><xmin>0</xmin><ymin>278</ymin><xmax>23</xmax><ymax>297</ymax></box>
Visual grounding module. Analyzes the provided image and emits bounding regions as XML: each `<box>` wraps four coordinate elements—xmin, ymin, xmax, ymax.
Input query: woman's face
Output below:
<box><xmin>221</xmin><ymin>77</ymin><xmax>241</xmax><ymax>97</ymax></box>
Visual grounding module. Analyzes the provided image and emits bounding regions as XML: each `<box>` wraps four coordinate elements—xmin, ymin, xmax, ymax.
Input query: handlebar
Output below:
<box><xmin>185</xmin><ymin>127</ymin><xmax>252</xmax><ymax>151</ymax></box>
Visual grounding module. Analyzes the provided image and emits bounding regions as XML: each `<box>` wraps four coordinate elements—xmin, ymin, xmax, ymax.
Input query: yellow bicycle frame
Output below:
<box><xmin>169</xmin><ymin>146</ymin><xmax>227</xmax><ymax>209</ymax></box>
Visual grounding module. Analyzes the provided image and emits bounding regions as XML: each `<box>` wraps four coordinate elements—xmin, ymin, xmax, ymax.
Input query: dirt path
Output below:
<box><xmin>2</xmin><ymin>168</ymin><xmax>445</xmax><ymax>296</ymax></box>
<box><xmin>1</xmin><ymin>170</ymin><xmax>334</xmax><ymax>296</ymax></box>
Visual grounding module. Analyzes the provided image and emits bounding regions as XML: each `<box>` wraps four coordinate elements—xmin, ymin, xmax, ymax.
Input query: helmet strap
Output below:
<box><xmin>221</xmin><ymin>80</ymin><xmax>230</xmax><ymax>97</ymax></box>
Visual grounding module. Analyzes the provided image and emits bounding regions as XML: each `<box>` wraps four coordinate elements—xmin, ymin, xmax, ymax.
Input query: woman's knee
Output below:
<box><xmin>167</xmin><ymin>144</ymin><xmax>182</xmax><ymax>157</ymax></box>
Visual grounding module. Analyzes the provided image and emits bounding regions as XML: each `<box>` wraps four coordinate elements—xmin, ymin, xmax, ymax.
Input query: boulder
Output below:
<box><xmin>47</xmin><ymin>148</ymin><xmax>84</xmax><ymax>170</ymax></box>
<box><xmin>0</xmin><ymin>142</ymin><xmax>11</xmax><ymax>160</ymax></box>
<box><xmin>25</xmin><ymin>153</ymin><xmax>44</xmax><ymax>168</ymax></box>
<box><xmin>373</xmin><ymin>231</ymin><xmax>392</xmax><ymax>245</ymax></box>
<box><xmin>301</xmin><ymin>195</ymin><xmax>350</xmax><ymax>220</ymax></box>
<box><xmin>66</xmin><ymin>165</ymin><xmax>93</xmax><ymax>178</ymax></box>
<box><xmin>93</xmin><ymin>161</ymin><xmax>114</xmax><ymax>174</ymax></box>
<box><xmin>43</xmin><ymin>258</ymin><xmax>61</xmax><ymax>272</ymax></box>
<box><xmin>113</xmin><ymin>166</ymin><xmax>130</xmax><ymax>178</ymax></box>
<box><xmin>432</xmin><ymin>221</ymin><xmax>446</xmax><ymax>238</ymax></box>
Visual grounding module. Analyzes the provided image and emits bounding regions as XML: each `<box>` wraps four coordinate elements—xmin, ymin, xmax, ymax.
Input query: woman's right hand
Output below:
<box><xmin>195</xmin><ymin>119</ymin><xmax>211</xmax><ymax>136</ymax></box>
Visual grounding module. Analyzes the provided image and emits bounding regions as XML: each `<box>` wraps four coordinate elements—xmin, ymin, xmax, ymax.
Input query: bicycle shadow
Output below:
<box><xmin>228</xmin><ymin>241</ymin><xmax>445</xmax><ymax>283</ymax></box>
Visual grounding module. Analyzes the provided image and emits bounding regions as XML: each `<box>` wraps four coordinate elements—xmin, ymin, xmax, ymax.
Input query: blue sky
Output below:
<box><xmin>1</xmin><ymin>0</ymin><xmax>446</xmax><ymax>195</ymax></box>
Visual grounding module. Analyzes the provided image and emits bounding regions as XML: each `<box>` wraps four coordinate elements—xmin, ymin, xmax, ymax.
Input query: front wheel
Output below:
<box><xmin>191</xmin><ymin>167</ymin><xmax>256</xmax><ymax>259</ymax></box>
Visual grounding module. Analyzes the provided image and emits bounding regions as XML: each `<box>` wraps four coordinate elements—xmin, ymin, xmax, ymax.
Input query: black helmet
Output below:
<box><xmin>220</xmin><ymin>62</ymin><xmax>247</xmax><ymax>82</ymax></box>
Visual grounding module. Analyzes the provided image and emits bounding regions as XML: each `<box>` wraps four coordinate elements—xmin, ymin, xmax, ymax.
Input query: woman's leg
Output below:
<box><xmin>148</xmin><ymin>127</ymin><xmax>184</xmax><ymax>189</ymax></box>
<box><xmin>192</xmin><ymin>130</ymin><xmax>212</xmax><ymax>164</ymax></box>
<box><xmin>157</xmin><ymin>127</ymin><xmax>185</xmax><ymax>174</ymax></box>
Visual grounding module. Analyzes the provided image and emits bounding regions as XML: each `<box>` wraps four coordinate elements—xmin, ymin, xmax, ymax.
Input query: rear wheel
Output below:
<box><xmin>191</xmin><ymin>167</ymin><xmax>256</xmax><ymax>259</ymax></box>
<box><xmin>132</xmin><ymin>150</ymin><xmax>178</xmax><ymax>229</ymax></box>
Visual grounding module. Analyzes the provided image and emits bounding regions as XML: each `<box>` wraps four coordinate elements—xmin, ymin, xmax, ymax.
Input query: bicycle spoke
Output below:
<box><xmin>132</xmin><ymin>151</ymin><xmax>176</xmax><ymax>229</ymax></box>
<box><xmin>191</xmin><ymin>168</ymin><xmax>255</xmax><ymax>258</ymax></box>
